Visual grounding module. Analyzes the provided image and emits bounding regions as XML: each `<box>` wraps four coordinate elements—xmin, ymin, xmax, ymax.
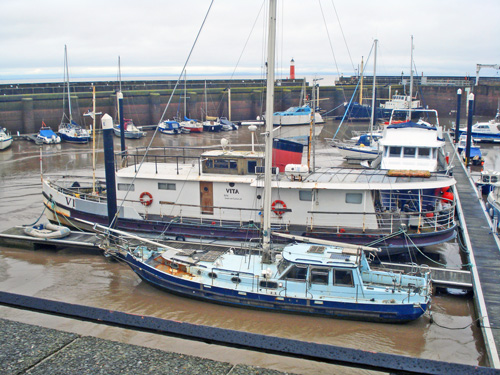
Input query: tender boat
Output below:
<box><xmin>331</xmin><ymin>134</ymin><xmax>381</xmax><ymax>162</ymax></box>
<box><xmin>24</xmin><ymin>223</ymin><xmax>70</xmax><ymax>239</ymax></box>
<box><xmin>37</xmin><ymin>125</ymin><xmax>61</xmax><ymax>144</ymax></box>
<box><xmin>273</xmin><ymin>104</ymin><xmax>324</xmax><ymax>126</ymax></box>
<box><xmin>0</xmin><ymin>127</ymin><xmax>13</xmax><ymax>150</ymax></box>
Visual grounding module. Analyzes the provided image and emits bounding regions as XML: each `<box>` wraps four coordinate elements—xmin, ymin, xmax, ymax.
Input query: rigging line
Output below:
<box><xmin>318</xmin><ymin>0</ymin><xmax>344</xmax><ymax>102</ymax></box>
<box><xmin>109</xmin><ymin>0</ymin><xmax>214</xmax><ymax>230</ymax></box>
<box><xmin>331</xmin><ymin>41</ymin><xmax>374</xmax><ymax>140</ymax></box>
<box><xmin>330</xmin><ymin>0</ymin><xmax>355</xmax><ymax>73</ymax></box>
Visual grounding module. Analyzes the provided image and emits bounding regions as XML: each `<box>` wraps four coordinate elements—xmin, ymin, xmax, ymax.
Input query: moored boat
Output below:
<box><xmin>99</xmin><ymin>0</ymin><xmax>432</xmax><ymax>323</ymax></box>
<box><xmin>273</xmin><ymin>104</ymin><xmax>324</xmax><ymax>126</ymax></box>
<box><xmin>24</xmin><ymin>223</ymin><xmax>70</xmax><ymax>239</ymax></box>
<box><xmin>0</xmin><ymin>127</ymin><xmax>13</xmax><ymax>150</ymax></box>
<box><xmin>113</xmin><ymin>119</ymin><xmax>146</xmax><ymax>139</ymax></box>
<box><xmin>37</xmin><ymin>124</ymin><xmax>61</xmax><ymax>144</ymax></box>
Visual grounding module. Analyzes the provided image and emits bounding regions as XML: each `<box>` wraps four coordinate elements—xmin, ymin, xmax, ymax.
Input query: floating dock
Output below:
<box><xmin>446</xmin><ymin>133</ymin><xmax>500</xmax><ymax>368</ymax></box>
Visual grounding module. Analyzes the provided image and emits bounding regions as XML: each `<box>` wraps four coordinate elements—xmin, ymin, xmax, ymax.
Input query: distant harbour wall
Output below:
<box><xmin>0</xmin><ymin>78</ymin><xmax>498</xmax><ymax>134</ymax></box>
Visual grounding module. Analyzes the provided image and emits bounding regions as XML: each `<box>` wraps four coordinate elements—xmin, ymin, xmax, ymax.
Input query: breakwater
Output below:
<box><xmin>0</xmin><ymin>77</ymin><xmax>498</xmax><ymax>133</ymax></box>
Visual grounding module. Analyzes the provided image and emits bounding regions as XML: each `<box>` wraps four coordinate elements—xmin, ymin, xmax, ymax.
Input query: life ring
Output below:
<box><xmin>139</xmin><ymin>192</ymin><xmax>153</xmax><ymax>206</ymax></box>
<box><xmin>271</xmin><ymin>200</ymin><xmax>287</xmax><ymax>217</ymax></box>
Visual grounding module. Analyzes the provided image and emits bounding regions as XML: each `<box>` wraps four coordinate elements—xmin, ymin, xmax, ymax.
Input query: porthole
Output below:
<box><xmin>208</xmin><ymin>272</ymin><xmax>218</xmax><ymax>279</ymax></box>
<box><xmin>229</xmin><ymin>182</ymin><xmax>235</xmax><ymax>187</ymax></box>
<box><xmin>257</xmin><ymin>195</ymin><xmax>262</xmax><ymax>200</ymax></box>
<box><xmin>231</xmin><ymin>277</ymin><xmax>241</xmax><ymax>284</ymax></box>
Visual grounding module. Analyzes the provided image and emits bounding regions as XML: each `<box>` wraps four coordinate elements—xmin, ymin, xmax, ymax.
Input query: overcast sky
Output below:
<box><xmin>1</xmin><ymin>0</ymin><xmax>499</xmax><ymax>85</ymax></box>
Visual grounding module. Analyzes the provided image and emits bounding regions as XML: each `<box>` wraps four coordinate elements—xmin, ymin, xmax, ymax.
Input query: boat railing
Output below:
<box><xmin>51</xmin><ymin>181</ymin><xmax>106</xmax><ymax>203</ymax></box>
<box><xmin>309</xmin><ymin>194</ymin><xmax>455</xmax><ymax>233</ymax></box>
<box><xmin>116</xmin><ymin>151</ymin><xmax>203</xmax><ymax>176</ymax></box>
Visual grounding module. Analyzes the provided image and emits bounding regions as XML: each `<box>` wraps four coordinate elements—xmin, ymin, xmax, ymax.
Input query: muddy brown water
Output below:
<box><xmin>0</xmin><ymin>119</ymin><xmax>491</xmax><ymax>373</ymax></box>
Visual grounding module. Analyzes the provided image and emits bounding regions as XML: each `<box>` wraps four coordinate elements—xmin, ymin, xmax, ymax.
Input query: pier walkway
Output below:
<box><xmin>446</xmin><ymin>133</ymin><xmax>500</xmax><ymax>368</ymax></box>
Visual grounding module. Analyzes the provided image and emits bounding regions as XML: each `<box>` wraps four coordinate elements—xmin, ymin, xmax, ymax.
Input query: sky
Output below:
<box><xmin>1</xmin><ymin>0</ymin><xmax>499</xmax><ymax>85</ymax></box>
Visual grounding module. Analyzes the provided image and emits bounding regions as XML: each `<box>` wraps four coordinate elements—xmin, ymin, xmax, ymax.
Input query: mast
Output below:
<box><xmin>118</xmin><ymin>56</ymin><xmax>122</xmax><ymax>93</ymax></box>
<box><xmin>65</xmin><ymin>45</ymin><xmax>72</xmax><ymax>122</ymax></box>
<box><xmin>184</xmin><ymin>70</ymin><xmax>187</xmax><ymax>118</ymax></box>
<box><xmin>92</xmin><ymin>84</ymin><xmax>97</xmax><ymax>194</ymax></box>
<box><xmin>262</xmin><ymin>0</ymin><xmax>277</xmax><ymax>256</ymax></box>
<box><xmin>408</xmin><ymin>35</ymin><xmax>414</xmax><ymax>121</ymax></box>
<box><xmin>359</xmin><ymin>56</ymin><xmax>364</xmax><ymax>105</ymax></box>
<box><xmin>204</xmin><ymin>80</ymin><xmax>208</xmax><ymax>121</ymax></box>
<box><xmin>369</xmin><ymin>39</ymin><xmax>378</xmax><ymax>137</ymax></box>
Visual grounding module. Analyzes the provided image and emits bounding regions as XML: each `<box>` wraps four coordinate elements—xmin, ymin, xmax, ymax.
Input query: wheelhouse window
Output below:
<box><xmin>158</xmin><ymin>182</ymin><xmax>176</xmax><ymax>190</ymax></box>
<box><xmin>418</xmin><ymin>147</ymin><xmax>431</xmax><ymax>159</ymax></box>
<box><xmin>333</xmin><ymin>269</ymin><xmax>354</xmax><ymax>287</ymax></box>
<box><xmin>345</xmin><ymin>193</ymin><xmax>362</xmax><ymax>204</ymax></box>
<box><xmin>403</xmin><ymin>147</ymin><xmax>416</xmax><ymax>158</ymax></box>
<box><xmin>247</xmin><ymin>160</ymin><xmax>257</xmax><ymax>174</ymax></box>
<box><xmin>310</xmin><ymin>268</ymin><xmax>329</xmax><ymax>285</ymax></box>
<box><xmin>299</xmin><ymin>190</ymin><xmax>312</xmax><ymax>201</ymax></box>
<box><xmin>389</xmin><ymin>146</ymin><xmax>402</xmax><ymax>157</ymax></box>
<box><xmin>282</xmin><ymin>265</ymin><xmax>307</xmax><ymax>282</ymax></box>
<box><xmin>213</xmin><ymin>159</ymin><xmax>237</xmax><ymax>169</ymax></box>
<box><xmin>117</xmin><ymin>183</ymin><xmax>134</xmax><ymax>191</ymax></box>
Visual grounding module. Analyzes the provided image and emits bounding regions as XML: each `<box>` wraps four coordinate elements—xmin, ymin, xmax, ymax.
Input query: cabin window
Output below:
<box><xmin>282</xmin><ymin>265</ymin><xmax>307</xmax><ymax>281</ymax></box>
<box><xmin>403</xmin><ymin>147</ymin><xmax>416</xmax><ymax>158</ymax></box>
<box><xmin>345</xmin><ymin>193</ymin><xmax>362</xmax><ymax>204</ymax></box>
<box><xmin>310</xmin><ymin>268</ymin><xmax>329</xmax><ymax>285</ymax></box>
<box><xmin>418</xmin><ymin>148</ymin><xmax>431</xmax><ymax>159</ymax></box>
<box><xmin>277</xmin><ymin>259</ymin><xmax>290</xmax><ymax>274</ymax></box>
<box><xmin>231</xmin><ymin>277</ymin><xmax>241</xmax><ymax>284</ymax></box>
<box><xmin>299</xmin><ymin>190</ymin><xmax>312</xmax><ymax>201</ymax></box>
<box><xmin>205</xmin><ymin>160</ymin><xmax>213</xmax><ymax>168</ymax></box>
<box><xmin>208</xmin><ymin>272</ymin><xmax>217</xmax><ymax>279</ymax></box>
<box><xmin>117</xmin><ymin>183</ymin><xmax>134</xmax><ymax>191</ymax></box>
<box><xmin>389</xmin><ymin>146</ymin><xmax>401</xmax><ymax>157</ymax></box>
<box><xmin>248</xmin><ymin>160</ymin><xmax>257</xmax><ymax>174</ymax></box>
<box><xmin>213</xmin><ymin>159</ymin><xmax>237</xmax><ymax>169</ymax></box>
<box><xmin>333</xmin><ymin>269</ymin><xmax>354</xmax><ymax>287</ymax></box>
<box><xmin>260</xmin><ymin>280</ymin><xmax>278</xmax><ymax>289</ymax></box>
<box><xmin>158</xmin><ymin>183</ymin><xmax>176</xmax><ymax>190</ymax></box>
<box><xmin>492</xmin><ymin>176</ymin><xmax>499</xmax><ymax>183</ymax></box>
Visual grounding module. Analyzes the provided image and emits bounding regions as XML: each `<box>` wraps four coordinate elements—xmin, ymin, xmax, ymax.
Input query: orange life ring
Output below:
<box><xmin>139</xmin><ymin>192</ymin><xmax>153</xmax><ymax>206</ymax></box>
<box><xmin>271</xmin><ymin>200</ymin><xmax>287</xmax><ymax>217</ymax></box>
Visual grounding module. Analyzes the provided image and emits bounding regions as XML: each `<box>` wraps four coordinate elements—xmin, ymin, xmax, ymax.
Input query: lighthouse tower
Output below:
<box><xmin>290</xmin><ymin>58</ymin><xmax>295</xmax><ymax>80</ymax></box>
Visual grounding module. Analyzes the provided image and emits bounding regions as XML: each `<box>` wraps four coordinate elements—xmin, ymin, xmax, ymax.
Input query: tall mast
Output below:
<box><xmin>262</xmin><ymin>0</ymin><xmax>277</xmax><ymax>254</ymax></box>
<box><xmin>184</xmin><ymin>70</ymin><xmax>187</xmax><ymax>118</ymax></box>
<box><xmin>118</xmin><ymin>56</ymin><xmax>122</xmax><ymax>93</ymax></box>
<box><xmin>369</xmin><ymin>40</ymin><xmax>378</xmax><ymax>137</ymax></box>
<box><xmin>359</xmin><ymin>56</ymin><xmax>364</xmax><ymax>105</ymax></box>
<box><xmin>65</xmin><ymin>45</ymin><xmax>72</xmax><ymax>122</ymax></box>
<box><xmin>408</xmin><ymin>35</ymin><xmax>414</xmax><ymax>121</ymax></box>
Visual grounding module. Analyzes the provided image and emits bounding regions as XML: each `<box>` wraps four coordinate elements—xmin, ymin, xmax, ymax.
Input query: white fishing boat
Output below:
<box><xmin>456</xmin><ymin>109</ymin><xmax>500</xmax><ymax>143</ymax></box>
<box><xmin>100</xmin><ymin>0</ymin><xmax>432</xmax><ymax>323</ymax></box>
<box><xmin>0</xmin><ymin>127</ymin><xmax>13</xmax><ymax>150</ymax></box>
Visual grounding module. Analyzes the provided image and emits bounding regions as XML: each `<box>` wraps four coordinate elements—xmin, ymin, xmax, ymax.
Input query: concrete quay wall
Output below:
<box><xmin>0</xmin><ymin>79</ymin><xmax>498</xmax><ymax>134</ymax></box>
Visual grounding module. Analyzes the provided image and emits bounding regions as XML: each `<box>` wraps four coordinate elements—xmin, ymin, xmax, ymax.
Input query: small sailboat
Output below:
<box><xmin>0</xmin><ymin>127</ymin><xmax>13</xmax><ymax>150</ymax></box>
<box><xmin>179</xmin><ymin>117</ymin><xmax>203</xmax><ymax>133</ymax></box>
<box><xmin>58</xmin><ymin>45</ymin><xmax>91</xmax><ymax>144</ymax></box>
<box><xmin>100</xmin><ymin>0</ymin><xmax>432</xmax><ymax>323</ymax></box>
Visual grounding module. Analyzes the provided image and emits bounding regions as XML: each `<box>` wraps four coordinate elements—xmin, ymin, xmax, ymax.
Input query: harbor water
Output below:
<box><xmin>0</xmin><ymin>118</ymin><xmax>492</xmax><ymax>374</ymax></box>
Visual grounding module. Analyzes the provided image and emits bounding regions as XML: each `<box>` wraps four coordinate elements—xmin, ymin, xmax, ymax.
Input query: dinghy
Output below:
<box><xmin>24</xmin><ymin>223</ymin><xmax>71</xmax><ymax>239</ymax></box>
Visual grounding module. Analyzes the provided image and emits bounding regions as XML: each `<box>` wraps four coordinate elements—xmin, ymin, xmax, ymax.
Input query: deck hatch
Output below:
<box><xmin>307</xmin><ymin>245</ymin><xmax>326</xmax><ymax>254</ymax></box>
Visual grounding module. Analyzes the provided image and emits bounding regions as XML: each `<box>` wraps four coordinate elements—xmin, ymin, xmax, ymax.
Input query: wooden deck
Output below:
<box><xmin>445</xmin><ymin>133</ymin><xmax>500</xmax><ymax>368</ymax></box>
